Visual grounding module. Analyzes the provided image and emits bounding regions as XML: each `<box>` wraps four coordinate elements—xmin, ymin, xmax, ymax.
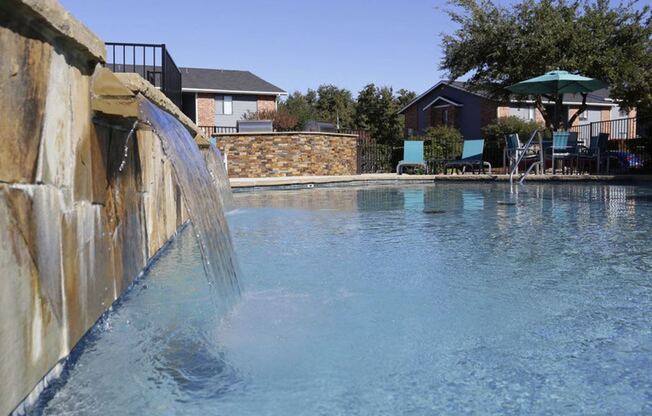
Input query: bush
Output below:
<box><xmin>423</xmin><ymin>126</ymin><xmax>463</xmax><ymax>160</ymax></box>
<box><xmin>243</xmin><ymin>108</ymin><xmax>299</xmax><ymax>131</ymax></box>
<box><xmin>482</xmin><ymin>117</ymin><xmax>544</xmax><ymax>166</ymax></box>
<box><xmin>482</xmin><ymin>116</ymin><xmax>543</xmax><ymax>145</ymax></box>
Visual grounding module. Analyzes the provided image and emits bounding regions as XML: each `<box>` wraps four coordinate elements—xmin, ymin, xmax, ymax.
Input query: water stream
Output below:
<box><xmin>139</xmin><ymin>99</ymin><xmax>241</xmax><ymax>311</ymax></box>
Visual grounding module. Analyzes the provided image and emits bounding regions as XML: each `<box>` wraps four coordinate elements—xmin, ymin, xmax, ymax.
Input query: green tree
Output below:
<box><xmin>354</xmin><ymin>84</ymin><xmax>404</xmax><ymax>145</ymax></box>
<box><xmin>314</xmin><ymin>85</ymin><xmax>356</xmax><ymax>129</ymax></box>
<box><xmin>279</xmin><ymin>91</ymin><xmax>318</xmax><ymax>130</ymax></box>
<box><xmin>396</xmin><ymin>89</ymin><xmax>417</xmax><ymax>109</ymax></box>
<box><xmin>441</xmin><ymin>0</ymin><xmax>652</xmax><ymax>130</ymax></box>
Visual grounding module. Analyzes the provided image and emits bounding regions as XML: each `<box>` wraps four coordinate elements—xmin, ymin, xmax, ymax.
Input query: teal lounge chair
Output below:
<box><xmin>545</xmin><ymin>131</ymin><xmax>578</xmax><ymax>174</ymax></box>
<box><xmin>397</xmin><ymin>141</ymin><xmax>426</xmax><ymax>175</ymax></box>
<box><xmin>444</xmin><ymin>138</ymin><xmax>492</xmax><ymax>174</ymax></box>
<box><xmin>504</xmin><ymin>133</ymin><xmax>540</xmax><ymax>174</ymax></box>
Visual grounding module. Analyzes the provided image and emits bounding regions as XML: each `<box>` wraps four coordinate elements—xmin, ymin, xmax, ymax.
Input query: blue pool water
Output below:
<box><xmin>35</xmin><ymin>183</ymin><xmax>652</xmax><ymax>415</ymax></box>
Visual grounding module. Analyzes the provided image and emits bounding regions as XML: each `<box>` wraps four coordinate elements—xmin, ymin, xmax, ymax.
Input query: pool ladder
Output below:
<box><xmin>509</xmin><ymin>129</ymin><xmax>544</xmax><ymax>192</ymax></box>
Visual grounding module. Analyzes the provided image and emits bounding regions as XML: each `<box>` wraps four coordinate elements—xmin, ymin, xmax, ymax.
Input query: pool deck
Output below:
<box><xmin>230</xmin><ymin>173</ymin><xmax>652</xmax><ymax>189</ymax></box>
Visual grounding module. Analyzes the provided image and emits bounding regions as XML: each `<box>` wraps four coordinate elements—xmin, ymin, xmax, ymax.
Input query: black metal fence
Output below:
<box><xmin>356</xmin><ymin>135</ymin><xmax>500</xmax><ymax>174</ymax></box>
<box><xmin>570</xmin><ymin>117</ymin><xmax>652</xmax><ymax>172</ymax></box>
<box><xmin>105</xmin><ymin>42</ymin><xmax>182</xmax><ymax>109</ymax></box>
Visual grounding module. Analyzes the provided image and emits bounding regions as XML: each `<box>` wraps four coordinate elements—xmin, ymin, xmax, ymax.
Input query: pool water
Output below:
<box><xmin>35</xmin><ymin>183</ymin><xmax>652</xmax><ymax>415</ymax></box>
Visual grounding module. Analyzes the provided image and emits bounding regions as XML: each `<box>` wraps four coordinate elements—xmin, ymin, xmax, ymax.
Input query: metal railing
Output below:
<box><xmin>199</xmin><ymin>126</ymin><xmax>239</xmax><ymax>136</ymax></box>
<box><xmin>105</xmin><ymin>42</ymin><xmax>182</xmax><ymax>109</ymax></box>
<box><xmin>569</xmin><ymin>117</ymin><xmax>651</xmax><ymax>172</ymax></box>
<box><xmin>569</xmin><ymin>117</ymin><xmax>638</xmax><ymax>143</ymax></box>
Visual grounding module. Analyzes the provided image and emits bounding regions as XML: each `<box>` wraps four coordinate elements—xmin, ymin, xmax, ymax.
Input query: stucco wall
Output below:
<box><xmin>216</xmin><ymin>132</ymin><xmax>358</xmax><ymax>178</ymax></box>
<box><xmin>0</xmin><ymin>1</ymin><xmax>197</xmax><ymax>413</ymax></box>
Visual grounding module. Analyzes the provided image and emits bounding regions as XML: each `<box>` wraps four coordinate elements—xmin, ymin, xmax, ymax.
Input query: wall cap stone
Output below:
<box><xmin>215</xmin><ymin>132</ymin><xmax>358</xmax><ymax>138</ymax></box>
<box><xmin>4</xmin><ymin>0</ymin><xmax>106</xmax><ymax>63</ymax></box>
<box><xmin>115</xmin><ymin>73</ymin><xmax>210</xmax><ymax>146</ymax></box>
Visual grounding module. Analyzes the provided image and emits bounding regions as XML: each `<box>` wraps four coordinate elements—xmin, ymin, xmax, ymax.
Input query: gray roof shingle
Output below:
<box><xmin>180</xmin><ymin>67</ymin><xmax>286</xmax><ymax>94</ymax></box>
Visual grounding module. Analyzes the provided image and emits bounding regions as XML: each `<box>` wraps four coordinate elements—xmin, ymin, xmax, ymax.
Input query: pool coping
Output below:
<box><xmin>230</xmin><ymin>173</ymin><xmax>652</xmax><ymax>190</ymax></box>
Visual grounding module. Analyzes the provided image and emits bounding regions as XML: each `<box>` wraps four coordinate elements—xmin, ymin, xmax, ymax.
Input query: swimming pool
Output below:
<box><xmin>35</xmin><ymin>183</ymin><xmax>652</xmax><ymax>415</ymax></box>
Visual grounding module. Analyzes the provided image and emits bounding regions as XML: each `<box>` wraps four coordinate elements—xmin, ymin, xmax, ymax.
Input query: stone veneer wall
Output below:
<box><xmin>0</xmin><ymin>1</ymin><xmax>203</xmax><ymax>413</ymax></box>
<box><xmin>216</xmin><ymin>132</ymin><xmax>359</xmax><ymax>178</ymax></box>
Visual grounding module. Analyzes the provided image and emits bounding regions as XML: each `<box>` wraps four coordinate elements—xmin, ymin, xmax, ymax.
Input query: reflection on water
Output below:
<box><xmin>37</xmin><ymin>183</ymin><xmax>652</xmax><ymax>415</ymax></box>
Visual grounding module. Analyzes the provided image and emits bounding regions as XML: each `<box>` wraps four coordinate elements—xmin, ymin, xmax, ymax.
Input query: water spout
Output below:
<box><xmin>138</xmin><ymin>99</ymin><xmax>241</xmax><ymax>311</ymax></box>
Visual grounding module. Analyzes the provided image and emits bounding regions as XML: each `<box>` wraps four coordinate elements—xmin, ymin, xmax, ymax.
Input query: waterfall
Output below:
<box><xmin>138</xmin><ymin>99</ymin><xmax>241</xmax><ymax>311</ymax></box>
<box><xmin>203</xmin><ymin>144</ymin><xmax>235</xmax><ymax>212</ymax></box>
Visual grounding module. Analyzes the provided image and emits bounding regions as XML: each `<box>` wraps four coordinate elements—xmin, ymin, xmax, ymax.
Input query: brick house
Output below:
<box><xmin>179</xmin><ymin>67</ymin><xmax>287</xmax><ymax>131</ymax></box>
<box><xmin>399</xmin><ymin>81</ymin><xmax>635</xmax><ymax>139</ymax></box>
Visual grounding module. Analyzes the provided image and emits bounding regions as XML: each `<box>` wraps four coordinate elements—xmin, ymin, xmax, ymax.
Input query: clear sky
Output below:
<box><xmin>59</xmin><ymin>0</ymin><xmax>651</xmax><ymax>97</ymax></box>
<box><xmin>59</xmin><ymin>0</ymin><xmax>459</xmax><ymax>96</ymax></box>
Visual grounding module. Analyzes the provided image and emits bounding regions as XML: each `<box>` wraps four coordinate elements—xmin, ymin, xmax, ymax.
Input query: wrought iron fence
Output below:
<box><xmin>569</xmin><ymin>117</ymin><xmax>652</xmax><ymax>172</ymax></box>
<box><xmin>199</xmin><ymin>126</ymin><xmax>239</xmax><ymax>136</ymax></box>
<box><xmin>105</xmin><ymin>42</ymin><xmax>182</xmax><ymax>109</ymax></box>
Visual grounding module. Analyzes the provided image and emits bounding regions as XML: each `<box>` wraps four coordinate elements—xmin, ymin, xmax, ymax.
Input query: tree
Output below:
<box><xmin>243</xmin><ymin>108</ymin><xmax>299</xmax><ymax>131</ymax></box>
<box><xmin>441</xmin><ymin>0</ymin><xmax>652</xmax><ymax>130</ymax></box>
<box><xmin>354</xmin><ymin>84</ymin><xmax>404</xmax><ymax>145</ymax></box>
<box><xmin>396</xmin><ymin>89</ymin><xmax>417</xmax><ymax>109</ymax></box>
<box><xmin>314</xmin><ymin>85</ymin><xmax>356</xmax><ymax>129</ymax></box>
<box><xmin>279</xmin><ymin>91</ymin><xmax>318</xmax><ymax>130</ymax></box>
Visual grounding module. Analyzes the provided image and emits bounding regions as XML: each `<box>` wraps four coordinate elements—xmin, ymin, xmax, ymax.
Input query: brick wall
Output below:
<box><xmin>404</xmin><ymin>106</ymin><xmax>418</xmax><ymax>134</ymax></box>
<box><xmin>257</xmin><ymin>95</ymin><xmax>276</xmax><ymax>112</ymax></box>
<box><xmin>197</xmin><ymin>93</ymin><xmax>215</xmax><ymax>126</ymax></box>
<box><xmin>216</xmin><ymin>132</ymin><xmax>358</xmax><ymax>178</ymax></box>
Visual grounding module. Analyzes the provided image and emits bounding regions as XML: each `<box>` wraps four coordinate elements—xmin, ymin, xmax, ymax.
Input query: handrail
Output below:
<box><xmin>509</xmin><ymin>129</ymin><xmax>542</xmax><ymax>189</ymax></box>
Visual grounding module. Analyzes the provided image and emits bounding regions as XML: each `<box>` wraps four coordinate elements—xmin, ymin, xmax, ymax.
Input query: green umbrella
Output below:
<box><xmin>506</xmin><ymin>70</ymin><xmax>608</xmax><ymax>95</ymax></box>
<box><xmin>507</xmin><ymin>70</ymin><xmax>608</xmax><ymax>130</ymax></box>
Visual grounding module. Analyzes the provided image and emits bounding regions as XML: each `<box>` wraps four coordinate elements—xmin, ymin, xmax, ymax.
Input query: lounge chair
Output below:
<box><xmin>397</xmin><ymin>141</ymin><xmax>426</xmax><ymax>175</ymax></box>
<box><xmin>578</xmin><ymin>132</ymin><xmax>610</xmax><ymax>173</ymax></box>
<box><xmin>503</xmin><ymin>133</ymin><xmax>540</xmax><ymax>174</ymax></box>
<box><xmin>545</xmin><ymin>131</ymin><xmax>578</xmax><ymax>174</ymax></box>
<box><xmin>444</xmin><ymin>138</ymin><xmax>492</xmax><ymax>174</ymax></box>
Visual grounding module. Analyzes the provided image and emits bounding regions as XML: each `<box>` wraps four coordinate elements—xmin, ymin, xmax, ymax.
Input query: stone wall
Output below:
<box><xmin>216</xmin><ymin>132</ymin><xmax>359</xmax><ymax>178</ymax></box>
<box><xmin>0</xmin><ymin>1</ymin><xmax>203</xmax><ymax>413</ymax></box>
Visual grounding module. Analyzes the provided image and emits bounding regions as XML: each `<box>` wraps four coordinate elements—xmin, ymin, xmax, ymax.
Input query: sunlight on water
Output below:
<box><xmin>35</xmin><ymin>183</ymin><xmax>652</xmax><ymax>415</ymax></box>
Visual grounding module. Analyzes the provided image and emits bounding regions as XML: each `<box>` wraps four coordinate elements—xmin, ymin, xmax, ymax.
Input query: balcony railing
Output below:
<box><xmin>199</xmin><ymin>126</ymin><xmax>239</xmax><ymax>136</ymax></box>
<box><xmin>105</xmin><ymin>42</ymin><xmax>182</xmax><ymax>109</ymax></box>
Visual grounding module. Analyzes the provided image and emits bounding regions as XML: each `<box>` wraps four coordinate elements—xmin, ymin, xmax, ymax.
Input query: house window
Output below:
<box><xmin>442</xmin><ymin>109</ymin><xmax>449</xmax><ymax>126</ymax></box>
<box><xmin>619</xmin><ymin>108</ymin><xmax>628</xmax><ymax>118</ymax></box>
<box><xmin>223</xmin><ymin>95</ymin><xmax>233</xmax><ymax>115</ymax></box>
<box><xmin>579</xmin><ymin>110</ymin><xmax>588</xmax><ymax>121</ymax></box>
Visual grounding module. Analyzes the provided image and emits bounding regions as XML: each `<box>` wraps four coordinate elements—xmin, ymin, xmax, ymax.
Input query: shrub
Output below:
<box><xmin>243</xmin><ymin>108</ymin><xmax>299</xmax><ymax>131</ymax></box>
<box><xmin>423</xmin><ymin>126</ymin><xmax>463</xmax><ymax>160</ymax></box>
<box><xmin>482</xmin><ymin>116</ymin><xmax>544</xmax><ymax>167</ymax></box>
<box><xmin>482</xmin><ymin>116</ymin><xmax>543</xmax><ymax>146</ymax></box>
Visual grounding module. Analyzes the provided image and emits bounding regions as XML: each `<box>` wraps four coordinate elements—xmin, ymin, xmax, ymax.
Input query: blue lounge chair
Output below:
<box><xmin>504</xmin><ymin>133</ymin><xmax>540</xmax><ymax>174</ymax></box>
<box><xmin>545</xmin><ymin>131</ymin><xmax>578</xmax><ymax>174</ymax></box>
<box><xmin>396</xmin><ymin>141</ymin><xmax>426</xmax><ymax>175</ymax></box>
<box><xmin>578</xmin><ymin>132</ymin><xmax>610</xmax><ymax>173</ymax></box>
<box><xmin>444</xmin><ymin>138</ymin><xmax>492</xmax><ymax>174</ymax></box>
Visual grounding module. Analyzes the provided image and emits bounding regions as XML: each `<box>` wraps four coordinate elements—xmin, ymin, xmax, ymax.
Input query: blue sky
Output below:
<box><xmin>59</xmin><ymin>0</ymin><xmax>459</xmax><ymax>96</ymax></box>
<box><xmin>60</xmin><ymin>0</ymin><xmax>651</xmax><ymax>97</ymax></box>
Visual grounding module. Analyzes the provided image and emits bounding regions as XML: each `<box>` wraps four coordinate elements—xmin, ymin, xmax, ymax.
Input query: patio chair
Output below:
<box><xmin>444</xmin><ymin>138</ymin><xmax>492</xmax><ymax>174</ymax></box>
<box><xmin>503</xmin><ymin>133</ymin><xmax>540</xmax><ymax>174</ymax></box>
<box><xmin>545</xmin><ymin>131</ymin><xmax>578</xmax><ymax>174</ymax></box>
<box><xmin>397</xmin><ymin>140</ymin><xmax>426</xmax><ymax>175</ymax></box>
<box><xmin>578</xmin><ymin>133</ymin><xmax>610</xmax><ymax>174</ymax></box>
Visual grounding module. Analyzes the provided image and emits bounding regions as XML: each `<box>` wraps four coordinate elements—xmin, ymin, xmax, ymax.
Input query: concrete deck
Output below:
<box><xmin>229</xmin><ymin>173</ymin><xmax>652</xmax><ymax>189</ymax></box>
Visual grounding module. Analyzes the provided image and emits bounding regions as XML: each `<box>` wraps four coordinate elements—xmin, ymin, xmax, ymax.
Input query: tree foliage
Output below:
<box><xmin>355</xmin><ymin>84</ymin><xmax>404</xmax><ymax>145</ymax></box>
<box><xmin>441</xmin><ymin>0</ymin><xmax>652</xmax><ymax>129</ymax></box>
<box><xmin>243</xmin><ymin>108</ymin><xmax>299</xmax><ymax>131</ymax></box>
<box><xmin>278</xmin><ymin>84</ymin><xmax>416</xmax><ymax>143</ymax></box>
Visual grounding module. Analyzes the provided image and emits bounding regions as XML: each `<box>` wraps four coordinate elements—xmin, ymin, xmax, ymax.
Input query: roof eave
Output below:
<box><xmin>182</xmin><ymin>87</ymin><xmax>288</xmax><ymax>96</ymax></box>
